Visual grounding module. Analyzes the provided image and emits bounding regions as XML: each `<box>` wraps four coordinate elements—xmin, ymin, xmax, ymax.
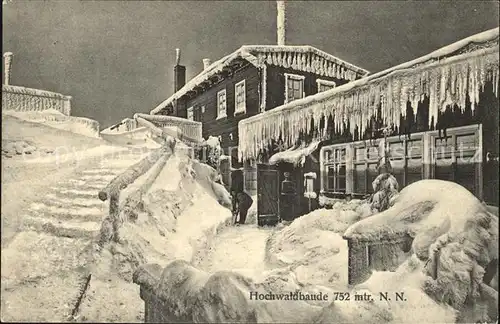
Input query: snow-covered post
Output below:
<box><xmin>63</xmin><ymin>96</ymin><xmax>72</xmax><ymax>116</ymax></box>
<box><xmin>3</xmin><ymin>52</ymin><xmax>13</xmax><ymax>85</ymax></box>
<box><xmin>276</xmin><ymin>1</ymin><xmax>286</xmax><ymax>46</ymax></box>
<box><xmin>378</xmin><ymin>124</ymin><xmax>393</xmax><ymax>174</ymax></box>
<box><xmin>304</xmin><ymin>172</ymin><xmax>317</xmax><ymax>213</ymax></box>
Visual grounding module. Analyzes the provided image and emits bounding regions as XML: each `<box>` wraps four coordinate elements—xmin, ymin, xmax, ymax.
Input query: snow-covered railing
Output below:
<box><xmin>133</xmin><ymin>113</ymin><xmax>203</xmax><ymax>145</ymax></box>
<box><xmin>238</xmin><ymin>28</ymin><xmax>499</xmax><ymax>162</ymax></box>
<box><xmin>2</xmin><ymin>84</ymin><xmax>72</xmax><ymax>116</ymax></box>
<box><xmin>97</xmin><ymin>142</ymin><xmax>175</xmax><ymax>245</ymax></box>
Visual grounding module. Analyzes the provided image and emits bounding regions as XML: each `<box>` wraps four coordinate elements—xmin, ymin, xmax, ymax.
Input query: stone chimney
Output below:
<box><xmin>173</xmin><ymin>48</ymin><xmax>186</xmax><ymax>93</ymax></box>
<box><xmin>203</xmin><ymin>58</ymin><xmax>211</xmax><ymax>70</ymax></box>
<box><xmin>3</xmin><ymin>52</ymin><xmax>13</xmax><ymax>85</ymax></box>
<box><xmin>277</xmin><ymin>1</ymin><xmax>286</xmax><ymax>46</ymax></box>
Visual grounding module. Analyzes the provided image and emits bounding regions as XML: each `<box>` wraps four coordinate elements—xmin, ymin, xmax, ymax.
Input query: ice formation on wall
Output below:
<box><xmin>239</xmin><ymin>29</ymin><xmax>499</xmax><ymax>162</ymax></box>
<box><xmin>2</xmin><ymin>84</ymin><xmax>72</xmax><ymax>116</ymax></box>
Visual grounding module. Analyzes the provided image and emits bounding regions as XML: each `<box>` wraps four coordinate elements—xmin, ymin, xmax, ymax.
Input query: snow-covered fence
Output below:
<box><xmin>97</xmin><ymin>143</ymin><xmax>175</xmax><ymax>245</ymax></box>
<box><xmin>2</xmin><ymin>84</ymin><xmax>72</xmax><ymax>116</ymax></box>
<box><xmin>344</xmin><ymin>235</ymin><xmax>413</xmax><ymax>285</ymax></box>
<box><xmin>134</xmin><ymin>113</ymin><xmax>202</xmax><ymax>145</ymax></box>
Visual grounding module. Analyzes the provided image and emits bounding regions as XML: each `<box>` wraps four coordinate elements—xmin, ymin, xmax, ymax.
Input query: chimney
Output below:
<box><xmin>203</xmin><ymin>58</ymin><xmax>211</xmax><ymax>70</ymax></box>
<box><xmin>173</xmin><ymin>48</ymin><xmax>186</xmax><ymax>93</ymax></box>
<box><xmin>3</xmin><ymin>52</ymin><xmax>13</xmax><ymax>85</ymax></box>
<box><xmin>276</xmin><ymin>1</ymin><xmax>286</xmax><ymax>46</ymax></box>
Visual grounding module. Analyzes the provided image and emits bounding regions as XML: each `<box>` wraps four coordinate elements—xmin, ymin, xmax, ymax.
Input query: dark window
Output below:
<box><xmin>433</xmin><ymin>130</ymin><xmax>480</xmax><ymax>195</ymax></box>
<box><xmin>323</xmin><ymin>147</ymin><xmax>347</xmax><ymax>193</ymax></box>
<box><xmin>286</xmin><ymin>74</ymin><xmax>304</xmax><ymax>103</ymax></box>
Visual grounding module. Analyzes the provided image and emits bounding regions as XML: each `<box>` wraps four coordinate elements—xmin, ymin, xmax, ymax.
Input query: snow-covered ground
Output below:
<box><xmin>2</xmin><ymin>111</ymin><xmax>497</xmax><ymax>322</ymax></box>
<box><xmin>147</xmin><ymin>179</ymin><xmax>497</xmax><ymax>323</ymax></box>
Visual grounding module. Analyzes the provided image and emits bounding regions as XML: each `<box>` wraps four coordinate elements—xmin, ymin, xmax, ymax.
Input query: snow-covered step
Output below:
<box><xmin>44</xmin><ymin>193</ymin><xmax>106</xmax><ymax>208</ymax></box>
<box><xmin>64</xmin><ymin>180</ymin><xmax>109</xmax><ymax>191</ymax></box>
<box><xmin>50</xmin><ymin>188</ymin><xmax>99</xmax><ymax>198</ymax></box>
<box><xmin>79</xmin><ymin>174</ymin><xmax>116</xmax><ymax>182</ymax></box>
<box><xmin>20</xmin><ymin>215</ymin><xmax>99</xmax><ymax>240</ymax></box>
<box><xmin>28</xmin><ymin>203</ymin><xmax>105</xmax><ymax>220</ymax></box>
<box><xmin>81</xmin><ymin>168</ymin><xmax>117</xmax><ymax>175</ymax></box>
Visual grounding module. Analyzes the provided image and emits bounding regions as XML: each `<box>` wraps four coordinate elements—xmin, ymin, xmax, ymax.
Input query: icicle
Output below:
<box><xmin>305</xmin><ymin>53</ymin><xmax>310</xmax><ymax>71</ymax></box>
<box><xmin>290</xmin><ymin>53</ymin><xmax>296</xmax><ymax>70</ymax></box>
<box><xmin>282</xmin><ymin>52</ymin><xmax>288</xmax><ymax>68</ymax></box>
<box><xmin>266</xmin><ymin>53</ymin><xmax>272</xmax><ymax>65</ymax></box>
<box><xmin>327</xmin><ymin>62</ymin><xmax>333</xmax><ymax>78</ymax></box>
<box><xmin>320</xmin><ymin>58</ymin><xmax>326</xmax><ymax>76</ymax></box>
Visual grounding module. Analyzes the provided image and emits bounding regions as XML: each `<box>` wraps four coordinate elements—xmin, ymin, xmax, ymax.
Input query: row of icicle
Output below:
<box><xmin>254</xmin><ymin>50</ymin><xmax>361</xmax><ymax>81</ymax></box>
<box><xmin>239</xmin><ymin>48</ymin><xmax>499</xmax><ymax>162</ymax></box>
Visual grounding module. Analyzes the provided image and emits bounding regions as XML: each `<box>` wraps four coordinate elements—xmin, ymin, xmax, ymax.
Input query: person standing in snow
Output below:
<box><xmin>231</xmin><ymin>190</ymin><xmax>253</xmax><ymax>225</ymax></box>
<box><xmin>230</xmin><ymin>169</ymin><xmax>253</xmax><ymax>225</ymax></box>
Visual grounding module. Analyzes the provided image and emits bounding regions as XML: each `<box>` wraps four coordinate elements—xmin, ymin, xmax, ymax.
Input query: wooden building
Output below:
<box><xmin>149</xmin><ymin>46</ymin><xmax>368</xmax><ymax>195</ymax></box>
<box><xmin>239</xmin><ymin>28</ymin><xmax>499</xmax><ymax>223</ymax></box>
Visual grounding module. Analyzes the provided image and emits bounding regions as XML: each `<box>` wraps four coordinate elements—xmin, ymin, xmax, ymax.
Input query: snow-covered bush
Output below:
<box><xmin>197</xmin><ymin>136</ymin><xmax>223</xmax><ymax>170</ymax></box>
<box><xmin>369</xmin><ymin>172</ymin><xmax>399</xmax><ymax>213</ymax></box>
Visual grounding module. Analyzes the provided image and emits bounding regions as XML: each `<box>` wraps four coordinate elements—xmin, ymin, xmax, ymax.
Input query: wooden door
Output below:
<box><xmin>257</xmin><ymin>164</ymin><xmax>280</xmax><ymax>226</ymax></box>
<box><xmin>219</xmin><ymin>158</ymin><xmax>231</xmax><ymax>190</ymax></box>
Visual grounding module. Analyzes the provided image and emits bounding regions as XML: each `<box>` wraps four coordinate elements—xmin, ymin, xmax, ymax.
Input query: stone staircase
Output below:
<box><xmin>1</xmin><ymin>147</ymin><xmax>150</xmax><ymax>322</ymax></box>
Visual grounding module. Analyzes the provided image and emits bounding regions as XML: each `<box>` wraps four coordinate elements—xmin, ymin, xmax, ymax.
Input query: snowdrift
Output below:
<box><xmin>260</xmin><ymin>179</ymin><xmax>498</xmax><ymax>323</ymax></box>
<box><xmin>2</xmin><ymin>114</ymin><xmax>106</xmax><ymax>160</ymax></box>
<box><xmin>315</xmin><ymin>256</ymin><xmax>458</xmax><ymax>324</ymax></box>
<box><xmin>100</xmin><ymin>126</ymin><xmax>157</xmax><ymax>147</ymax></box>
<box><xmin>3</xmin><ymin>110</ymin><xmax>100</xmax><ymax>138</ymax></box>
<box><xmin>92</xmin><ymin>145</ymin><xmax>233</xmax><ymax>281</ymax></box>
<box><xmin>265</xmin><ymin>201</ymin><xmax>370</xmax><ymax>288</ymax></box>
<box><xmin>134</xmin><ymin>259</ymin><xmax>332</xmax><ymax>323</ymax></box>
<box><xmin>344</xmin><ymin>179</ymin><xmax>499</xmax><ymax>322</ymax></box>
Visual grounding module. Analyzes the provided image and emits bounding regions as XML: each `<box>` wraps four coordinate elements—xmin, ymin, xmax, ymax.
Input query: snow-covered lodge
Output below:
<box><xmin>148</xmin><ymin>2</ymin><xmax>369</xmax><ymax>196</ymax></box>
<box><xmin>238</xmin><ymin>27</ymin><xmax>499</xmax><ymax>221</ymax></box>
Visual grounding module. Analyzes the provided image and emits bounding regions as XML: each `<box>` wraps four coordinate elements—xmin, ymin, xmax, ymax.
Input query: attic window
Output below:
<box><xmin>317</xmin><ymin>79</ymin><xmax>337</xmax><ymax>93</ymax></box>
<box><xmin>187</xmin><ymin>106</ymin><xmax>194</xmax><ymax>121</ymax></box>
<box><xmin>217</xmin><ymin>89</ymin><xmax>227</xmax><ymax>119</ymax></box>
<box><xmin>285</xmin><ymin>73</ymin><xmax>305</xmax><ymax>104</ymax></box>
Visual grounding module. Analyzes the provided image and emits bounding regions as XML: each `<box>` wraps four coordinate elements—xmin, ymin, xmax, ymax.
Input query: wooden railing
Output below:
<box><xmin>97</xmin><ymin>143</ymin><xmax>175</xmax><ymax>246</ymax></box>
<box><xmin>97</xmin><ymin>113</ymin><xmax>202</xmax><ymax>246</ymax></box>
<box><xmin>134</xmin><ymin>113</ymin><xmax>203</xmax><ymax>146</ymax></box>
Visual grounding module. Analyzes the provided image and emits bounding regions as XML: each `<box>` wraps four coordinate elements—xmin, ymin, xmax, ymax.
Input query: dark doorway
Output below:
<box><xmin>257</xmin><ymin>164</ymin><xmax>280</xmax><ymax>226</ymax></box>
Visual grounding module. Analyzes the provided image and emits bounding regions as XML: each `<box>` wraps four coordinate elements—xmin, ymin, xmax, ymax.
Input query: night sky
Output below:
<box><xmin>2</xmin><ymin>1</ymin><xmax>499</xmax><ymax>129</ymax></box>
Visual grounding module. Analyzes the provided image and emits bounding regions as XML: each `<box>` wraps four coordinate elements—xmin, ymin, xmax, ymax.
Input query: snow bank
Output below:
<box><xmin>22</xmin><ymin>145</ymin><xmax>127</xmax><ymax>165</ymax></box>
<box><xmin>265</xmin><ymin>202</ymin><xmax>369</xmax><ymax>288</ymax></box>
<box><xmin>134</xmin><ymin>260</ymin><xmax>328</xmax><ymax>323</ymax></box>
<box><xmin>3</xmin><ymin>110</ymin><xmax>100</xmax><ymax>138</ymax></box>
<box><xmin>92</xmin><ymin>147</ymin><xmax>233</xmax><ymax>281</ymax></box>
<box><xmin>314</xmin><ymin>255</ymin><xmax>458</xmax><ymax>324</ymax></box>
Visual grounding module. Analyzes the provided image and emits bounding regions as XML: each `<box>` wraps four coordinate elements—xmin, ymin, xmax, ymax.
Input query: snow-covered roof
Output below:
<box><xmin>2</xmin><ymin>84</ymin><xmax>71</xmax><ymax>100</ymax></box>
<box><xmin>150</xmin><ymin>45</ymin><xmax>369</xmax><ymax>115</ymax></box>
<box><xmin>239</xmin><ymin>28</ymin><xmax>499</xmax><ymax>162</ymax></box>
<box><xmin>269</xmin><ymin>140</ymin><xmax>320</xmax><ymax>166</ymax></box>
